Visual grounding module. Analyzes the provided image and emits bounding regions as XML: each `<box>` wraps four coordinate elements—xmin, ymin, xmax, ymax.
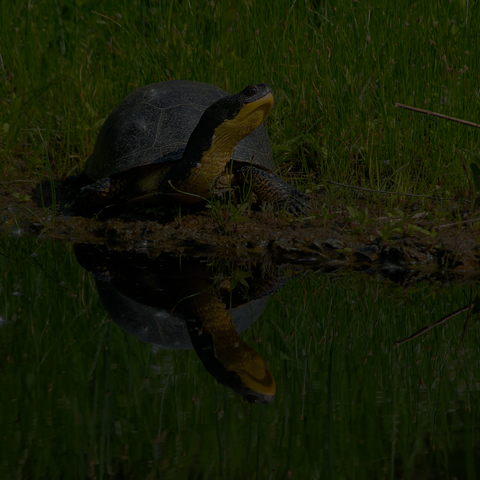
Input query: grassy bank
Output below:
<box><xmin>1</xmin><ymin>0</ymin><xmax>479</xmax><ymax>207</ymax></box>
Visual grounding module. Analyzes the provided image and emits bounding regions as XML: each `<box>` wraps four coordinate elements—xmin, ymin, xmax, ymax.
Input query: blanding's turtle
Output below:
<box><xmin>73</xmin><ymin>80</ymin><xmax>307</xmax><ymax>215</ymax></box>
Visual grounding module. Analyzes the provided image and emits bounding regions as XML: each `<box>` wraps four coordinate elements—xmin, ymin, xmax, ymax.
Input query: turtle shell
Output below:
<box><xmin>84</xmin><ymin>80</ymin><xmax>274</xmax><ymax>181</ymax></box>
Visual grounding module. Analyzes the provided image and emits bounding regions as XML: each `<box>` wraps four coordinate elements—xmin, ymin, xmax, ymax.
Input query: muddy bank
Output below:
<box><xmin>1</xmin><ymin>178</ymin><xmax>480</xmax><ymax>282</ymax></box>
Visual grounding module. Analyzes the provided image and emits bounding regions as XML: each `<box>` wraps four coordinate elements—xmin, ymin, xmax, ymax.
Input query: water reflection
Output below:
<box><xmin>74</xmin><ymin>244</ymin><xmax>282</xmax><ymax>403</ymax></box>
<box><xmin>2</xmin><ymin>237</ymin><xmax>480</xmax><ymax>479</ymax></box>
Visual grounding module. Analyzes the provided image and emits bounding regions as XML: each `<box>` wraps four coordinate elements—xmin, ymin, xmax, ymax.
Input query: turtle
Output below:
<box><xmin>72</xmin><ymin>80</ymin><xmax>308</xmax><ymax>216</ymax></box>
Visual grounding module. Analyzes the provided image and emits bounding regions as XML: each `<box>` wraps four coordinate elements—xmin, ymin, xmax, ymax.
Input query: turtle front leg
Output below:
<box><xmin>234</xmin><ymin>165</ymin><xmax>310</xmax><ymax>215</ymax></box>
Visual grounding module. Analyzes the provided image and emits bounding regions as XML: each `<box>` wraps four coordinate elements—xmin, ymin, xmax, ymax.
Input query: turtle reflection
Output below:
<box><xmin>74</xmin><ymin>245</ymin><xmax>282</xmax><ymax>403</ymax></box>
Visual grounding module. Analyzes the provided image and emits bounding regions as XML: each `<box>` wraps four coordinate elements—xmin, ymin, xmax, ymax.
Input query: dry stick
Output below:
<box><xmin>394</xmin><ymin>103</ymin><xmax>480</xmax><ymax>129</ymax></box>
<box><xmin>2</xmin><ymin>180</ymin><xmax>38</xmax><ymax>184</ymax></box>
<box><xmin>435</xmin><ymin>217</ymin><xmax>480</xmax><ymax>230</ymax></box>
<box><xmin>396</xmin><ymin>303</ymin><xmax>473</xmax><ymax>346</ymax></box>
<box><xmin>456</xmin><ymin>148</ymin><xmax>474</xmax><ymax>205</ymax></box>
<box><xmin>324</xmin><ymin>180</ymin><xmax>450</xmax><ymax>201</ymax></box>
<box><xmin>396</xmin><ymin>104</ymin><xmax>480</xmax><ymax>211</ymax></box>
<box><xmin>459</xmin><ymin>287</ymin><xmax>474</xmax><ymax>346</ymax></box>
<box><xmin>325</xmin><ymin>104</ymin><xmax>480</xmax><ymax>202</ymax></box>
<box><xmin>92</xmin><ymin>11</ymin><xmax>123</xmax><ymax>28</ymax></box>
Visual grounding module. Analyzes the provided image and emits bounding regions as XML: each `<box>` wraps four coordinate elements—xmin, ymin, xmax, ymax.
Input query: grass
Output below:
<box><xmin>1</xmin><ymin>0</ymin><xmax>480</xmax><ymax>213</ymax></box>
<box><xmin>1</xmin><ymin>237</ymin><xmax>480</xmax><ymax>478</ymax></box>
<box><xmin>2</xmin><ymin>4</ymin><xmax>480</xmax><ymax>476</ymax></box>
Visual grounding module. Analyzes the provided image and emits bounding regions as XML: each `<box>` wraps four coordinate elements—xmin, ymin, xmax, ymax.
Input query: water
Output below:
<box><xmin>1</xmin><ymin>236</ymin><xmax>479</xmax><ymax>479</ymax></box>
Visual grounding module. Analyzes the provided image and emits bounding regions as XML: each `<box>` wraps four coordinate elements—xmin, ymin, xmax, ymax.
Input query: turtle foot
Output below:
<box><xmin>235</xmin><ymin>166</ymin><xmax>310</xmax><ymax>216</ymax></box>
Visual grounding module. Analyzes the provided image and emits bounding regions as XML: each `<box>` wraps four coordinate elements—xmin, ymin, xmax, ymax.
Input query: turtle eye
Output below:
<box><xmin>244</xmin><ymin>85</ymin><xmax>259</xmax><ymax>96</ymax></box>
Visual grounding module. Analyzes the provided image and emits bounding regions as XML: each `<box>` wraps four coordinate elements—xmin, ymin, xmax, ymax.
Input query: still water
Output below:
<box><xmin>1</xmin><ymin>236</ymin><xmax>479</xmax><ymax>479</ymax></box>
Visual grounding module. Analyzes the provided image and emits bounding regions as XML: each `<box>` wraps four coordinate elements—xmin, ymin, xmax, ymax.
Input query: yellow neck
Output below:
<box><xmin>189</xmin><ymin>290</ymin><xmax>276</xmax><ymax>396</ymax></box>
<box><xmin>176</xmin><ymin>101</ymin><xmax>271</xmax><ymax>196</ymax></box>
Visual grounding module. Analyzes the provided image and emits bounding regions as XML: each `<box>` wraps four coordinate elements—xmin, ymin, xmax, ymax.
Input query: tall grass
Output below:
<box><xmin>1</xmin><ymin>237</ymin><xmax>480</xmax><ymax>478</ymax></box>
<box><xmin>1</xmin><ymin>0</ymin><xmax>479</xmax><ymax>204</ymax></box>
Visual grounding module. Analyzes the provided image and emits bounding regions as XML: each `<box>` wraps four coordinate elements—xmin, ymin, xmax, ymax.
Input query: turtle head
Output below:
<box><xmin>187</xmin><ymin>83</ymin><xmax>274</xmax><ymax>155</ymax></box>
<box><xmin>203</xmin><ymin>83</ymin><xmax>274</xmax><ymax>133</ymax></box>
<box><xmin>165</xmin><ymin>83</ymin><xmax>274</xmax><ymax>197</ymax></box>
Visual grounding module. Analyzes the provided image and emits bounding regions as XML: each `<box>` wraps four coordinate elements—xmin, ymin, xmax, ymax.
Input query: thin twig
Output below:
<box><xmin>434</xmin><ymin>217</ymin><xmax>480</xmax><ymax>230</ymax></box>
<box><xmin>323</xmin><ymin>180</ymin><xmax>466</xmax><ymax>201</ymax></box>
<box><xmin>459</xmin><ymin>287</ymin><xmax>474</xmax><ymax>347</ymax></box>
<box><xmin>396</xmin><ymin>303</ymin><xmax>473</xmax><ymax>346</ymax></box>
<box><xmin>1</xmin><ymin>180</ymin><xmax>38</xmax><ymax>184</ymax></box>
<box><xmin>456</xmin><ymin>148</ymin><xmax>474</xmax><ymax>207</ymax></box>
<box><xmin>92</xmin><ymin>11</ymin><xmax>123</xmax><ymax>28</ymax></box>
<box><xmin>395</xmin><ymin>103</ymin><xmax>480</xmax><ymax>129</ymax></box>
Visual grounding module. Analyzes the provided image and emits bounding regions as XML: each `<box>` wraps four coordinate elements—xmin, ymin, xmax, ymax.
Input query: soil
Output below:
<box><xmin>1</xmin><ymin>177</ymin><xmax>480</xmax><ymax>285</ymax></box>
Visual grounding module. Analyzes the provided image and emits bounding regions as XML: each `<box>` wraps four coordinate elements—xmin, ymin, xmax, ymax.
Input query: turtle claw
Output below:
<box><xmin>284</xmin><ymin>191</ymin><xmax>311</xmax><ymax>216</ymax></box>
<box><xmin>235</xmin><ymin>165</ymin><xmax>310</xmax><ymax>216</ymax></box>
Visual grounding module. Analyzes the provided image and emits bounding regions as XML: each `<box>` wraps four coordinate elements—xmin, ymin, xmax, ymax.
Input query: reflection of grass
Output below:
<box><xmin>262</xmin><ymin>273</ymin><xmax>480</xmax><ymax>479</ymax></box>
<box><xmin>2</xmin><ymin>0</ymin><xmax>479</xmax><ymax>212</ymax></box>
<box><xmin>1</xmin><ymin>239</ymin><xmax>480</xmax><ymax>478</ymax></box>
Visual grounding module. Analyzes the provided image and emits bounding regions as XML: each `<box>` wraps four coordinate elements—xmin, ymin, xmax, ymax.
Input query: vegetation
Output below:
<box><xmin>1</xmin><ymin>0</ymin><xmax>480</xmax><ymax>209</ymax></box>
<box><xmin>2</xmin><ymin>4</ymin><xmax>480</xmax><ymax>477</ymax></box>
<box><xmin>1</xmin><ymin>237</ymin><xmax>480</xmax><ymax>479</ymax></box>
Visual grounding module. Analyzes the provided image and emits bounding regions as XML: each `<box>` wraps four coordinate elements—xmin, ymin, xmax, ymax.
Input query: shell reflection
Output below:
<box><xmin>74</xmin><ymin>245</ymin><xmax>288</xmax><ymax>403</ymax></box>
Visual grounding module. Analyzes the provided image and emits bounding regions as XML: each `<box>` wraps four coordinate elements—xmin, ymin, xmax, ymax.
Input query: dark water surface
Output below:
<box><xmin>1</xmin><ymin>236</ymin><xmax>480</xmax><ymax>479</ymax></box>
